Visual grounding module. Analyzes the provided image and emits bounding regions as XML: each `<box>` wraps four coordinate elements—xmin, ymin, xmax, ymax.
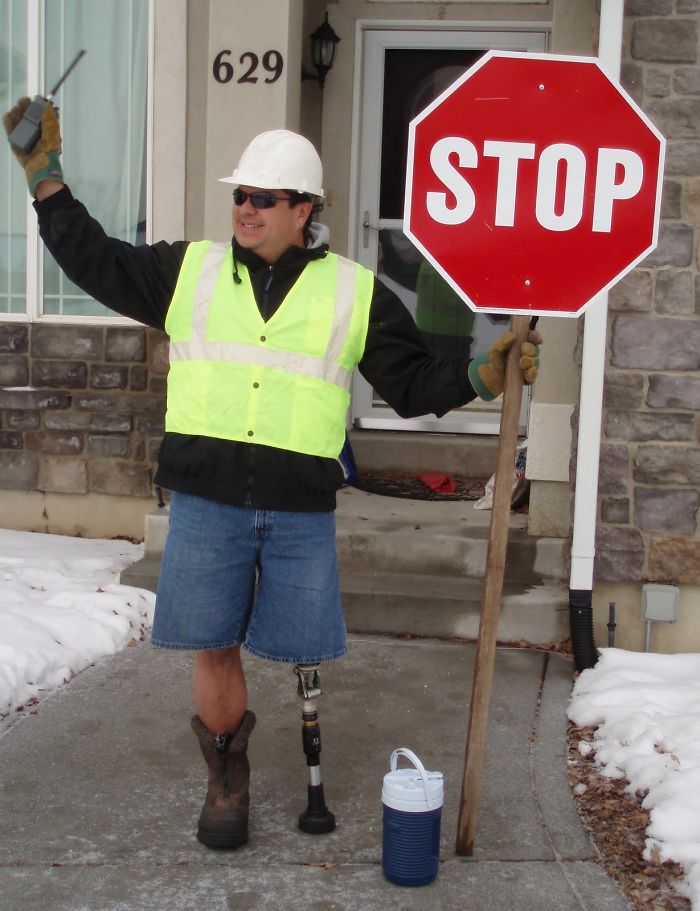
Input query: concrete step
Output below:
<box><xmin>120</xmin><ymin>487</ymin><xmax>571</xmax><ymax>645</ymax></box>
<box><xmin>336</xmin><ymin>525</ymin><xmax>567</xmax><ymax>582</ymax></box>
<box><xmin>120</xmin><ymin>561</ymin><xmax>570</xmax><ymax>646</ymax></box>
<box><xmin>349</xmin><ymin>429</ymin><xmax>499</xmax><ymax>478</ymax></box>
<box><xmin>341</xmin><ymin>570</ymin><xmax>569</xmax><ymax>644</ymax></box>
<box><xmin>121</xmin><ymin>555</ymin><xmax>161</xmax><ymax>593</ymax></box>
<box><xmin>334</xmin><ymin>486</ymin><xmax>567</xmax><ymax>582</ymax></box>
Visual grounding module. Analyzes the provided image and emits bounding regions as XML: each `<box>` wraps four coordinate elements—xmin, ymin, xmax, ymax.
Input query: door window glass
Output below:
<box><xmin>380</xmin><ymin>50</ymin><xmax>481</xmax><ymax>220</ymax></box>
<box><xmin>375</xmin><ymin>49</ymin><xmax>510</xmax><ymax>409</ymax></box>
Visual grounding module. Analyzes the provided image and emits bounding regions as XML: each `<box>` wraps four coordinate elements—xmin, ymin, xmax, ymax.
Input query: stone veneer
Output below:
<box><xmin>589</xmin><ymin>0</ymin><xmax>700</xmax><ymax>586</ymax></box>
<box><xmin>0</xmin><ymin>324</ymin><xmax>169</xmax><ymax>500</ymax></box>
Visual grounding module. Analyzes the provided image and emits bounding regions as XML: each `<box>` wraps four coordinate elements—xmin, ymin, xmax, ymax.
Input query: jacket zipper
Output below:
<box><xmin>245</xmin><ymin>443</ymin><xmax>255</xmax><ymax>508</ymax></box>
<box><xmin>263</xmin><ymin>265</ymin><xmax>274</xmax><ymax>303</ymax></box>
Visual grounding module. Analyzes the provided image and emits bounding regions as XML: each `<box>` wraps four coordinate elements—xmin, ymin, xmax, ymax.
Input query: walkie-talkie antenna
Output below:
<box><xmin>46</xmin><ymin>50</ymin><xmax>86</xmax><ymax>101</ymax></box>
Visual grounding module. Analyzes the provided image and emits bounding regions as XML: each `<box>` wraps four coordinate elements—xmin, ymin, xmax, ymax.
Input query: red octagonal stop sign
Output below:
<box><xmin>404</xmin><ymin>51</ymin><xmax>665</xmax><ymax>317</ymax></box>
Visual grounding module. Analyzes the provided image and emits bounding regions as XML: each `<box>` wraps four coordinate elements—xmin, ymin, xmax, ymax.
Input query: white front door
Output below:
<box><xmin>351</xmin><ymin>25</ymin><xmax>548</xmax><ymax>434</ymax></box>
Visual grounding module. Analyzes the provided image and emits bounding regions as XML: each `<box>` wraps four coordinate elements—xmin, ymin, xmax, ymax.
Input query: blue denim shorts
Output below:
<box><xmin>151</xmin><ymin>491</ymin><xmax>346</xmax><ymax>663</ymax></box>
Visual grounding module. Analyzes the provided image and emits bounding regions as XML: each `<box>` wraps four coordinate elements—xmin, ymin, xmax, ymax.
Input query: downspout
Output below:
<box><xmin>568</xmin><ymin>0</ymin><xmax>625</xmax><ymax>672</ymax></box>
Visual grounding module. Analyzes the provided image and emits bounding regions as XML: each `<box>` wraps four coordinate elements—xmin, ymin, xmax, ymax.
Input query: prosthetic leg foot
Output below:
<box><xmin>295</xmin><ymin>664</ymin><xmax>336</xmax><ymax>834</ymax></box>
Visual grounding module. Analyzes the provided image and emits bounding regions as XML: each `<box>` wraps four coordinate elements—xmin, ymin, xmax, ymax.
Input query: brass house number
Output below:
<box><xmin>213</xmin><ymin>50</ymin><xmax>284</xmax><ymax>84</ymax></box>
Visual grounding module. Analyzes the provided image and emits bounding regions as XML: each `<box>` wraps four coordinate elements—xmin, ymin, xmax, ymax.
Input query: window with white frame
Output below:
<box><xmin>1</xmin><ymin>0</ymin><xmax>150</xmax><ymax>320</ymax></box>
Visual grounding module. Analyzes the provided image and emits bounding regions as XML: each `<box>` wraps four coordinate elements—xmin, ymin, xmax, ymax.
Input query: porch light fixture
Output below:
<box><xmin>302</xmin><ymin>13</ymin><xmax>340</xmax><ymax>88</ymax></box>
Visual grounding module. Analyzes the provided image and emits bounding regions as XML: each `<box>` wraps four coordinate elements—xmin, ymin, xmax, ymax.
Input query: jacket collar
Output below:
<box><xmin>232</xmin><ymin>234</ymin><xmax>328</xmax><ymax>276</ymax></box>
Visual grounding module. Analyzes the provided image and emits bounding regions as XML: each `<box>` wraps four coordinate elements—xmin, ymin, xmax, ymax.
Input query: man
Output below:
<box><xmin>4</xmin><ymin>100</ymin><xmax>541</xmax><ymax>850</ymax></box>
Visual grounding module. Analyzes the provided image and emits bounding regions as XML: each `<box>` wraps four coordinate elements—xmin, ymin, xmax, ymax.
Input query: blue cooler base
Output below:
<box><xmin>382</xmin><ymin>805</ymin><xmax>441</xmax><ymax>887</ymax></box>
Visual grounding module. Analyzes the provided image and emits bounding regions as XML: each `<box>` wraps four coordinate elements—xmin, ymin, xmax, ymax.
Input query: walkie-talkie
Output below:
<box><xmin>8</xmin><ymin>49</ymin><xmax>86</xmax><ymax>153</ymax></box>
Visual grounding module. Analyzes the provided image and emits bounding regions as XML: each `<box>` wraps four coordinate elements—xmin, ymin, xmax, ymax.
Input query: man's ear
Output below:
<box><xmin>296</xmin><ymin>201</ymin><xmax>313</xmax><ymax>227</ymax></box>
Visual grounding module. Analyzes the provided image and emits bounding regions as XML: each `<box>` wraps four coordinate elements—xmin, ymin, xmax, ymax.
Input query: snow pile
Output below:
<box><xmin>569</xmin><ymin>648</ymin><xmax>700</xmax><ymax>907</ymax></box>
<box><xmin>0</xmin><ymin>529</ymin><xmax>154</xmax><ymax>718</ymax></box>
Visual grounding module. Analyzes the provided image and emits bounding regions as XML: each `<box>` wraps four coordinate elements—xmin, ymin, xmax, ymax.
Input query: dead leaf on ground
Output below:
<box><xmin>567</xmin><ymin>721</ymin><xmax>690</xmax><ymax>911</ymax></box>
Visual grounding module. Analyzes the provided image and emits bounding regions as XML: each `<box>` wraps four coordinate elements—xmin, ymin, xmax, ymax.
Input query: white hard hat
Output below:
<box><xmin>219</xmin><ymin>129</ymin><xmax>324</xmax><ymax>198</ymax></box>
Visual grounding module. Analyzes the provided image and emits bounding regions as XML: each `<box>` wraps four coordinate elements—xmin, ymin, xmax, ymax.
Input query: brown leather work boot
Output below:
<box><xmin>191</xmin><ymin>710</ymin><xmax>257</xmax><ymax>849</ymax></box>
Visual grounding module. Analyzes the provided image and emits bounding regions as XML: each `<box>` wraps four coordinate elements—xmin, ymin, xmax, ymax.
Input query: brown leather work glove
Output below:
<box><xmin>3</xmin><ymin>97</ymin><xmax>63</xmax><ymax>197</ymax></box>
<box><xmin>468</xmin><ymin>329</ymin><xmax>542</xmax><ymax>401</ymax></box>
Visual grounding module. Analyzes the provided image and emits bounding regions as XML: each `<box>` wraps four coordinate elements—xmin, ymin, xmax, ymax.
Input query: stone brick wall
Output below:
<box><xmin>0</xmin><ymin>324</ymin><xmax>169</xmax><ymax>500</ymax></box>
<box><xmin>594</xmin><ymin>0</ymin><xmax>700</xmax><ymax>584</ymax></box>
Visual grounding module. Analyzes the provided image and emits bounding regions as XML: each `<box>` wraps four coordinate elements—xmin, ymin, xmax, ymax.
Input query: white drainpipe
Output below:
<box><xmin>569</xmin><ymin>0</ymin><xmax>625</xmax><ymax>668</ymax></box>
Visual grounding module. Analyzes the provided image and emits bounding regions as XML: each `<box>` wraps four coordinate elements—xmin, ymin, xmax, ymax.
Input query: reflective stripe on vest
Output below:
<box><xmin>169</xmin><ymin>242</ymin><xmax>358</xmax><ymax>388</ymax></box>
<box><xmin>164</xmin><ymin>241</ymin><xmax>373</xmax><ymax>458</ymax></box>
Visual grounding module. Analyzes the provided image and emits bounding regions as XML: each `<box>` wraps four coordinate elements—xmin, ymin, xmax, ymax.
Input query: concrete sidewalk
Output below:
<box><xmin>0</xmin><ymin>635</ymin><xmax>629</xmax><ymax>911</ymax></box>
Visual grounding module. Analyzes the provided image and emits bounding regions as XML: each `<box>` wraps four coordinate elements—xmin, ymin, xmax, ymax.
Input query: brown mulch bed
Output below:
<box><xmin>353</xmin><ymin>470</ymin><xmax>486</xmax><ymax>501</ymax></box>
<box><xmin>567</xmin><ymin>722</ymin><xmax>690</xmax><ymax>910</ymax></box>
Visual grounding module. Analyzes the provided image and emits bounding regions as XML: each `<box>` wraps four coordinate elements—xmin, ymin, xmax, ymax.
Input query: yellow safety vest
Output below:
<box><xmin>165</xmin><ymin>241</ymin><xmax>373</xmax><ymax>458</ymax></box>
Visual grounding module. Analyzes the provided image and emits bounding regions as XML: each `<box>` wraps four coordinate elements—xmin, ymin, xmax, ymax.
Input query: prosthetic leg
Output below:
<box><xmin>294</xmin><ymin>663</ymin><xmax>336</xmax><ymax>834</ymax></box>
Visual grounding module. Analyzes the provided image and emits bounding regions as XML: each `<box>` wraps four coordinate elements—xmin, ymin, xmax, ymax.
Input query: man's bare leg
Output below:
<box><xmin>193</xmin><ymin>645</ymin><xmax>247</xmax><ymax>734</ymax></box>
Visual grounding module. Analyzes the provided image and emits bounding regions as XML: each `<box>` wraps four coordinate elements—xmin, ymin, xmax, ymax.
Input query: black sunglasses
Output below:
<box><xmin>233</xmin><ymin>189</ymin><xmax>291</xmax><ymax>209</ymax></box>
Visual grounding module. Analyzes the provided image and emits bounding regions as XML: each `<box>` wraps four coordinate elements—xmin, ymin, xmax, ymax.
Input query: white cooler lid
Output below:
<box><xmin>382</xmin><ymin>748</ymin><xmax>444</xmax><ymax>812</ymax></box>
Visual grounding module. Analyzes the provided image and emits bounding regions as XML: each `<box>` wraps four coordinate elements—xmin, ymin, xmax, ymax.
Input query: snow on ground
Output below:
<box><xmin>569</xmin><ymin>648</ymin><xmax>700</xmax><ymax>908</ymax></box>
<box><xmin>0</xmin><ymin>528</ymin><xmax>154</xmax><ymax>721</ymax></box>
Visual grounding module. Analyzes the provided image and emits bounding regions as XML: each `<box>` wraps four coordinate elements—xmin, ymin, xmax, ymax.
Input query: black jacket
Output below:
<box><xmin>35</xmin><ymin>187</ymin><xmax>476</xmax><ymax>511</ymax></box>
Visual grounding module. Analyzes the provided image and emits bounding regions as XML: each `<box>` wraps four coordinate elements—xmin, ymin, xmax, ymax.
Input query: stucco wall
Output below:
<box><xmin>189</xmin><ymin>0</ymin><xmax>306</xmax><ymax>244</ymax></box>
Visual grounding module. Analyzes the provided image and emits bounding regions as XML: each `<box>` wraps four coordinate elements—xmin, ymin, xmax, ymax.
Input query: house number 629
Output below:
<box><xmin>213</xmin><ymin>50</ymin><xmax>284</xmax><ymax>84</ymax></box>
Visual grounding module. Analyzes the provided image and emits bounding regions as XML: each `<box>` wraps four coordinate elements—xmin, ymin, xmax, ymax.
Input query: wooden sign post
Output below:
<box><xmin>455</xmin><ymin>314</ymin><xmax>530</xmax><ymax>857</ymax></box>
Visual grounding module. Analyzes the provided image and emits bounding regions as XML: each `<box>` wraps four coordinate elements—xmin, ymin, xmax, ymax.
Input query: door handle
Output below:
<box><xmin>362</xmin><ymin>210</ymin><xmax>384</xmax><ymax>248</ymax></box>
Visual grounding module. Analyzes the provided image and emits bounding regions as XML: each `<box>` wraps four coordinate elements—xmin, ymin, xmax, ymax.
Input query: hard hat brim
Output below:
<box><xmin>218</xmin><ymin>173</ymin><xmax>324</xmax><ymax>198</ymax></box>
